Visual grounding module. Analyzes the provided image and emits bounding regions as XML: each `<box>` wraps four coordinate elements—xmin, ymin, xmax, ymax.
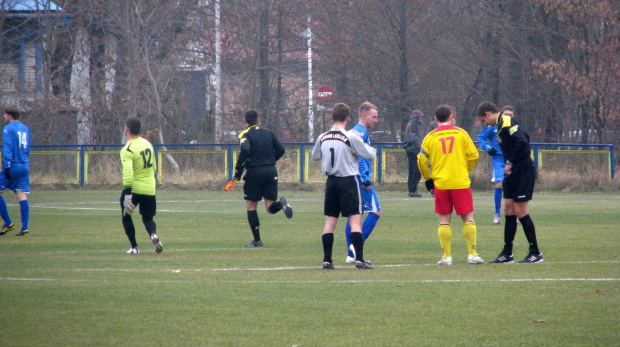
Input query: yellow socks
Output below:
<box><xmin>438</xmin><ymin>224</ymin><xmax>452</xmax><ymax>258</ymax></box>
<box><xmin>462</xmin><ymin>221</ymin><xmax>478</xmax><ymax>257</ymax></box>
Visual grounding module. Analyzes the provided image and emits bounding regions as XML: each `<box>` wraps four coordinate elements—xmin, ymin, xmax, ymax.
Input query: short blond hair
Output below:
<box><xmin>358</xmin><ymin>101</ymin><xmax>377</xmax><ymax>116</ymax></box>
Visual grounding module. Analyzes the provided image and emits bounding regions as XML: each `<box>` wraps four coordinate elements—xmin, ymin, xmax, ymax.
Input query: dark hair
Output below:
<box><xmin>3</xmin><ymin>105</ymin><xmax>21</xmax><ymax>120</ymax></box>
<box><xmin>331</xmin><ymin>103</ymin><xmax>350</xmax><ymax>122</ymax></box>
<box><xmin>476</xmin><ymin>101</ymin><xmax>499</xmax><ymax>117</ymax></box>
<box><xmin>244</xmin><ymin>109</ymin><xmax>258</xmax><ymax>126</ymax></box>
<box><xmin>501</xmin><ymin>105</ymin><xmax>515</xmax><ymax>113</ymax></box>
<box><xmin>435</xmin><ymin>104</ymin><xmax>452</xmax><ymax>123</ymax></box>
<box><xmin>126</xmin><ymin>117</ymin><xmax>141</xmax><ymax>135</ymax></box>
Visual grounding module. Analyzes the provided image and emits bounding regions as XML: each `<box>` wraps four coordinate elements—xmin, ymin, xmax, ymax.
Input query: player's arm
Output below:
<box><xmin>121</xmin><ymin>150</ymin><xmax>135</xmax><ymax>189</ymax></box>
<box><xmin>310</xmin><ymin>137</ymin><xmax>322</xmax><ymax>161</ymax></box>
<box><xmin>464</xmin><ymin>135</ymin><xmax>480</xmax><ymax>172</ymax></box>
<box><xmin>2</xmin><ymin>130</ymin><xmax>14</xmax><ymax>169</ymax></box>
<box><xmin>349</xmin><ymin>134</ymin><xmax>376</xmax><ymax>160</ymax></box>
<box><xmin>272</xmin><ymin>133</ymin><xmax>285</xmax><ymax>161</ymax></box>
<box><xmin>508</xmin><ymin>126</ymin><xmax>531</xmax><ymax>163</ymax></box>
<box><xmin>417</xmin><ymin>148</ymin><xmax>431</xmax><ymax>181</ymax></box>
<box><xmin>234</xmin><ymin>138</ymin><xmax>250</xmax><ymax>180</ymax></box>
<box><xmin>477</xmin><ymin>126</ymin><xmax>497</xmax><ymax>155</ymax></box>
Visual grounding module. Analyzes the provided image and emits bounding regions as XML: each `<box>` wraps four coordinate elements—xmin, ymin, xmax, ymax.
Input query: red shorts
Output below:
<box><xmin>434</xmin><ymin>187</ymin><xmax>474</xmax><ymax>215</ymax></box>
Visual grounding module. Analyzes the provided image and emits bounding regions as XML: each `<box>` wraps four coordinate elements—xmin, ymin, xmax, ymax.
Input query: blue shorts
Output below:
<box><xmin>356</xmin><ymin>176</ymin><xmax>381</xmax><ymax>213</ymax></box>
<box><xmin>490</xmin><ymin>155</ymin><xmax>505</xmax><ymax>183</ymax></box>
<box><xmin>0</xmin><ymin>164</ymin><xmax>30</xmax><ymax>193</ymax></box>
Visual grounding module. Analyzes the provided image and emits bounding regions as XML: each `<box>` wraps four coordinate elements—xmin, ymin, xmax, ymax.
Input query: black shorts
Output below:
<box><xmin>243</xmin><ymin>165</ymin><xmax>278</xmax><ymax>201</ymax></box>
<box><xmin>324</xmin><ymin>175</ymin><xmax>362</xmax><ymax>218</ymax></box>
<box><xmin>503</xmin><ymin>159</ymin><xmax>536</xmax><ymax>202</ymax></box>
<box><xmin>120</xmin><ymin>192</ymin><xmax>157</xmax><ymax>218</ymax></box>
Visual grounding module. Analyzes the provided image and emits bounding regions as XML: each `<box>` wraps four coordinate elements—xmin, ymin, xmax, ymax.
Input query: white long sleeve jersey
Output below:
<box><xmin>311</xmin><ymin>126</ymin><xmax>376</xmax><ymax>177</ymax></box>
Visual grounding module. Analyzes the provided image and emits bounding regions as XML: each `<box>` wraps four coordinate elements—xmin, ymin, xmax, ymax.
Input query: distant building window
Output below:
<box><xmin>0</xmin><ymin>38</ymin><xmax>20</xmax><ymax>64</ymax></box>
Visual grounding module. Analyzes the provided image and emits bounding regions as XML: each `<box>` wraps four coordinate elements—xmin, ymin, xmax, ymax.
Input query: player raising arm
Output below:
<box><xmin>311</xmin><ymin>102</ymin><xmax>376</xmax><ymax>270</ymax></box>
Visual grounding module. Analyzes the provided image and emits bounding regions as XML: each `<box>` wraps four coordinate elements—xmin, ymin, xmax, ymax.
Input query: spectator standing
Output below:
<box><xmin>404</xmin><ymin>110</ymin><xmax>424</xmax><ymax>197</ymax></box>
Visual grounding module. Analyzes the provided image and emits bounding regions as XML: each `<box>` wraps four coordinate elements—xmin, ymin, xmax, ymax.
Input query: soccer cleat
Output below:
<box><xmin>322</xmin><ymin>261</ymin><xmax>334</xmax><ymax>270</ymax></box>
<box><xmin>408</xmin><ymin>192</ymin><xmax>422</xmax><ymax>197</ymax></box>
<box><xmin>279</xmin><ymin>197</ymin><xmax>293</xmax><ymax>219</ymax></box>
<box><xmin>355</xmin><ymin>260</ymin><xmax>373</xmax><ymax>269</ymax></box>
<box><xmin>468</xmin><ymin>254</ymin><xmax>485</xmax><ymax>265</ymax></box>
<box><xmin>127</xmin><ymin>247</ymin><xmax>140</xmax><ymax>254</ymax></box>
<box><xmin>151</xmin><ymin>233</ymin><xmax>163</xmax><ymax>254</ymax></box>
<box><xmin>489</xmin><ymin>253</ymin><xmax>514</xmax><ymax>264</ymax></box>
<box><xmin>0</xmin><ymin>223</ymin><xmax>15</xmax><ymax>235</ymax></box>
<box><xmin>437</xmin><ymin>256</ymin><xmax>452</xmax><ymax>265</ymax></box>
<box><xmin>494</xmin><ymin>214</ymin><xmax>501</xmax><ymax>225</ymax></box>
<box><xmin>345</xmin><ymin>256</ymin><xmax>356</xmax><ymax>264</ymax></box>
<box><xmin>15</xmin><ymin>230</ymin><xmax>29</xmax><ymax>236</ymax></box>
<box><xmin>246</xmin><ymin>240</ymin><xmax>263</xmax><ymax>248</ymax></box>
<box><xmin>518</xmin><ymin>253</ymin><xmax>544</xmax><ymax>263</ymax></box>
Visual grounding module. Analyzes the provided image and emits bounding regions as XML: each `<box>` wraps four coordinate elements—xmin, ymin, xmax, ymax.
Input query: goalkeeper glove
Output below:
<box><xmin>233</xmin><ymin>169</ymin><xmax>243</xmax><ymax>182</ymax></box>
<box><xmin>224</xmin><ymin>180</ymin><xmax>237</xmax><ymax>191</ymax></box>
<box><xmin>123</xmin><ymin>194</ymin><xmax>135</xmax><ymax>216</ymax></box>
<box><xmin>3</xmin><ymin>168</ymin><xmax>10</xmax><ymax>180</ymax></box>
<box><xmin>487</xmin><ymin>148</ymin><xmax>497</xmax><ymax>156</ymax></box>
<box><xmin>424</xmin><ymin>179</ymin><xmax>434</xmax><ymax>192</ymax></box>
<box><xmin>363</xmin><ymin>180</ymin><xmax>372</xmax><ymax>189</ymax></box>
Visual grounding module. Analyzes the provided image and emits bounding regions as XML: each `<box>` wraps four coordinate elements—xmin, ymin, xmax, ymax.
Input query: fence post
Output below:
<box><xmin>377</xmin><ymin>144</ymin><xmax>383</xmax><ymax>183</ymax></box>
<box><xmin>300</xmin><ymin>144</ymin><xmax>306</xmax><ymax>184</ymax></box>
<box><xmin>610</xmin><ymin>145</ymin><xmax>615</xmax><ymax>179</ymax></box>
<box><xmin>227</xmin><ymin>144</ymin><xmax>234</xmax><ymax>180</ymax></box>
<box><xmin>533</xmin><ymin>144</ymin><xmax>539</xmax><ymax>172</ymax></box>
<box><xmin>79</xmin><ymin>146</ymin><xmax>85</xmax><ymax>186</ymax></box>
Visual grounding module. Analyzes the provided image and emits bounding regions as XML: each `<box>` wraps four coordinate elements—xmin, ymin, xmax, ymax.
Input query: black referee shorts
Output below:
<box><xmin>243</xmin><ymin>165</ymin><xmax>279</xmax><ymax>201</ymax></box>
<box><xmin>324</xmin><ymin>175</ymin><xmax>362</xmax><ymax>218</ymax></box>
<box><xmin>503</xmin><ymin>159</ymin><xmax>536</xmax><ymax>202</ymax></box>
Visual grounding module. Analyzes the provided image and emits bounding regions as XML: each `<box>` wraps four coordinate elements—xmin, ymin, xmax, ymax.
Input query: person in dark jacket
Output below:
<box><xmin>404</xmin><ymin>110</ymin><xmax>424</xmax><ymax>197</ymax></box>
<box><xmin>234</xmin><ymin>109</ymin><xmax>293</xmax><ymax>247</ymax></box>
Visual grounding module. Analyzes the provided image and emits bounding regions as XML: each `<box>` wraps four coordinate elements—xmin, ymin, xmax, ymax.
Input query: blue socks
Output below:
<box><xmin>19</xmin><ymin>200</ymin><xmax>29</xmax><ymax>231</ymax></box>
<box><xmin>0</xmin><ymin>196</ymin><xmax>11</xmax><ymax>226</ymax></box>
<box><xmin>345</xmin><ymin>213</ymin><xmax>381</xmax><ymax>258</ymax></box>
<box><xmin>494</xmin><ymin>188</ymin><xmax>502</xmax><ymax>214</ymax></box>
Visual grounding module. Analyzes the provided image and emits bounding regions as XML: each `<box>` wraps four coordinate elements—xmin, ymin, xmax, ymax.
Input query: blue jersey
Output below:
<box><xmin>2</xmin><ymin>121</ymin><xmax>30</xmax><ymax>169</ymax></box>
<box><xmin>477</xmin><ymin>125</ymin><xmax>502</xmax><ymax>155</ymax></box>
<box><xmin>350</xmin><ymin>123</ymin><xmax>373</xmax><ymax>182</ymax></box>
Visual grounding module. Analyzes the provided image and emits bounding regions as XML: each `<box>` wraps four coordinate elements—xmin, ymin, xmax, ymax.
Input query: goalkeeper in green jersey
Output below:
<box><xmin>120</xmin><ymin>117</ymin><xmax>163</xmax><ymax>254</ymax></box>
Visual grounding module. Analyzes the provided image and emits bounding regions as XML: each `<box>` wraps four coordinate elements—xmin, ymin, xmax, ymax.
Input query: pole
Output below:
<box><xmin>306</xmin><ymin>13</ymin><xmax>313</xmax><ymax>142</ymax></box>
<box><xmin>214</xmin><ymin>0</ymin><xmax>222</xmax><ymax>143</ymax></box>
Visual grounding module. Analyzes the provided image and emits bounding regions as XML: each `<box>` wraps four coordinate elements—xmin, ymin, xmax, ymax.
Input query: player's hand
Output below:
<box><xmin>123</xmin><ymin>194</ymin><xmax>135</xmax><ymax>216</ymax></box>
<box><xmin>3</xmin><ymin>168</ymin><xmax>10</xmax><ymax>180</ymax></box>
<box><xmin>363</xmin><ymin>180</ymin><xmax>372</xmax><ymax>189</ymax></box>
<box><xmin>425</xmin><ymin>179</ymin><xmax>434</xmax><ymax>192</ymax></box>
<box><xmin>487</xmin><ymin>148</ymin><xmax>497</xmax><ymax>156</ymax></box>
<box><xmin>233</xmin><ymin>169</ymin><xmax>243</xmax><ymax>182</ymax></box>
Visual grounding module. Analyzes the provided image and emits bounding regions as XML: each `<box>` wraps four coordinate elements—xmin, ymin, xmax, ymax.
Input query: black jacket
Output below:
<box><xmin>235</xmin><ymin>125</ymin><xmax>285</xmax><ymax>172</ymax></box>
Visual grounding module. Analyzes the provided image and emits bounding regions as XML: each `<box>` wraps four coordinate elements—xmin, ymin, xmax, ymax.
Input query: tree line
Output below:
<box><xmin>1</xmin><ymin>0</ymin><xmax>617</xmax><ymax>162</ymax></box>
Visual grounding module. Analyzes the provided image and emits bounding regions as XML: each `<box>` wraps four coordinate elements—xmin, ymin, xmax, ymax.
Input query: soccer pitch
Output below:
<box><xmin>0</xmin><ymin>189</ymin><xmax>618</xmax><ymax>346</ymax></box>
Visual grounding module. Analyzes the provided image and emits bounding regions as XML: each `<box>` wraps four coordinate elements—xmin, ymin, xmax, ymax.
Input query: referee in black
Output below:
<box><xmin>477</xmin><ymin>101</ymin><xmax>543</xmax><ymax>263</ymax></box>
<box><xmin>311</xmin><ymin>103</ymin><xmax>377</xmax><ymax>269</ymax></box>
<box><xmin>234</xmin><ymin>109</ymin><xmax>292</xmax><ymax>247</ymax></box>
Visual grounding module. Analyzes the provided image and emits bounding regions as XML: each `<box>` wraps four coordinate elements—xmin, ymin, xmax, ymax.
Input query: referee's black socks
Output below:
<box><xmin>268</xmin><ymin>201</ymin><xmax>282</xmax><ymax>214</ymax></box>
<box><xmin>247</xmin><ymin>210</ymin><xmax>261</xmax><ymax>242</ymax></box>
<box><xmin>502</xmin><ymin>215</ymin><xmax>518</xmax><ymax>255</ymax></box>
<box><xmin>519</xmin><ymin>214</ymin><xmax>540</xmax><ymax>254</ymax></box>
<box><xmin>322</xmin><ymin>233</ymin><xmax>334</xmax><ymax>263</ymax></box>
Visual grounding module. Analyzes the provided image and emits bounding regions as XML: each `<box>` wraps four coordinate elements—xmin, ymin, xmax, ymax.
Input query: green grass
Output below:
<box><xmin>0</xmin><ymin>190</ymin><xmax>618</xmax><ymax>346</ymax></box>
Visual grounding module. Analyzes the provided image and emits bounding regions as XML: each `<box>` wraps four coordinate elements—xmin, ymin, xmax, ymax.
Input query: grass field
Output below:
<box><xmin>0</xmin><ymin>189</ymin><xmax>618</xmax><ymax>346</ymax></box>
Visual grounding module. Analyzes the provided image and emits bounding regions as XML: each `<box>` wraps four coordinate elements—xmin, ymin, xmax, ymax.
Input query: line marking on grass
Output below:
<box><xmin>1</xmin><ymin>277</ymin><xmax>618</xmax><ymax>284</ymax></box>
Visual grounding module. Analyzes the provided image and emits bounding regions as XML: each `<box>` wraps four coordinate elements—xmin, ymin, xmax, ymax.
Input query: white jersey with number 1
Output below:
<box><xmin>311</xmin><ymin>126</ymin><xmax>376</xmax><ymax>177</ymax></box>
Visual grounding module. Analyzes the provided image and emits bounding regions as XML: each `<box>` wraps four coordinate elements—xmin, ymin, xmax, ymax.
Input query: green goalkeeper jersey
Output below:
<box><xmin>120</xmin><ymin>137</ymin><xmax>156</xmax><ymax>195</ymax></box>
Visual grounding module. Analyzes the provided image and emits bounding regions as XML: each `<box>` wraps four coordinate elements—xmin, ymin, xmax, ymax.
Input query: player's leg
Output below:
<box><xmin>361</xmin><ymin>187</ymin><xmax>381</xmax><ymax>241</ymax></box>
<box><xmin>15</xmin><ymin>190</ymin><xmax>29</xmax><ymax>236</ymax></box>
<box><xmin>434</xmin><ymin>188</ymin><xmax>453</xmax><ymax>265</ymax></box>
<box><xmin>0</xmin><ymin>190</ymin><xmax>14</xmax><ymax>235</ymax></box>
<box><xmin>491</xmin><ymin>156</ymin><xmax>505</xmax><ymax>224</ymax></box>
<box><xmin>120</xmin><ymin>192</ymin><xmax>138</xmax><ymax>253</ymax></box>
<box><xmin>453</xmin><ymin>188</ymin><xmax>482</xmax><ymax>263</ymax></box>
<box><xmin>138</xmin><ymin>195</ymin><xmax>162</xmax><ymax>254</ymax></box>
<box><xmin>513</xmin><ymin>163</ymin><xmax>542</xmax><ymax>263</ymax></box>
<box><xmin>321</xmin><ymin>216</ymin><xmax>338</xmax><ymax>269</ymax></box>
<box><xmin>264</xmin><ymin>166</ymin><xmax>293</xmax><ymax>218</ymax></box>
<box><xmin>245</xmin><ymin>200</ymin><xmax>262</xmax><ymax>247</ymax></box>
